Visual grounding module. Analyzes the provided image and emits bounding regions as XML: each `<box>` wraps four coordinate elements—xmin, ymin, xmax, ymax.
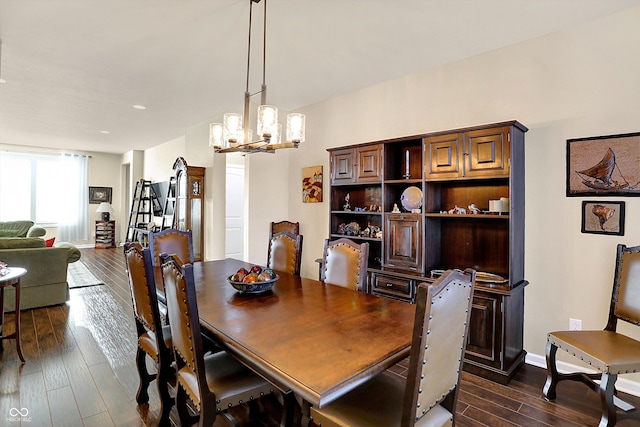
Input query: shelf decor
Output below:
<box><xmin>567</xmin><ymin>132</ymin><xmax>640</xmax><ymax>197</ymax></box>
<box><xmin>581</xmin><ymin>200</ymin><xmax>625</xmax><ymax>235</ymax></box>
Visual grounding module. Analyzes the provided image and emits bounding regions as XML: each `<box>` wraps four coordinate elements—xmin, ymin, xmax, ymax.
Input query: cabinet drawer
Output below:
<box><xmin>371</xmin><ymin>273</ymin><xmax>414</xmax><ymax>302</ymax></box>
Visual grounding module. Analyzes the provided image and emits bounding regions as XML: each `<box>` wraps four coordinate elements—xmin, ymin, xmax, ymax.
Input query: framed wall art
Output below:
<box><xmin>581</xmin><ymin>200</ymin><xmax>625</xmax><ymax>236</ymax></box>
<box><xmin>302</xmin><ymin>165</ymin><xmax>323</xmax><ymax>203</ymax></box>
<box><xmin>89</xmin><ymin>186</ymin><xmax>112</xmax><ymax>204</ymax></box>
<box><xmin>567</xmin><ymin>132</ymin><xmax>640</xmax><ymax>196</ymax></box>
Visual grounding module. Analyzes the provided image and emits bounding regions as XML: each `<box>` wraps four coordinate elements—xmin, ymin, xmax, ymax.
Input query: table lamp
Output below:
<box><xmin>96</xmin><ymin>202</ymin><xmax>114</xmax><ymax>221</ymax></box>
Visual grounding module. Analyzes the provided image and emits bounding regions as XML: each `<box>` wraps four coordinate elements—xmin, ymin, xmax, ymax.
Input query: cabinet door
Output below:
<box><xmin>464</xmin><ymin>126</ymin><xmax>510</xmax><ymax>177</ymax></box>
<box><xmin>384</xmin><ymin>214</ymin><xmax>422</xmax><ymax>272</ymax></box>
<box><xmin>331</xmin><ymin>149</ymin><xmax>355</xmax><ymax>184</ymax></box>
<box><xmin>356</xmin><ymin>145</ymin><xmax>382</xmax><ymax>183</ymax></box>
<box><xmin>425</xmin><ymin>133</ymin><xmax>463</xmax><ymax>180</ymax></box>
<box><xmin>466</xmin><ymin>290</ymin><xmax>502</xmax><ymax>367</ymax></box>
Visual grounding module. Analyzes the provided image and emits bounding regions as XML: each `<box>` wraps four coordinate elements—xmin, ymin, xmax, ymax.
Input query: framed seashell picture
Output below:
<box><xmin>581</xmin><ymin>200</ymin><xmax>625</xmax><ymax>235</ymax></box>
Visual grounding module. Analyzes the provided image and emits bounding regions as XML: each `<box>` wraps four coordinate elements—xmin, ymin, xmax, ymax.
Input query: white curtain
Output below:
<box><xmin>57</xmin><ymin>154</ymin><xmax>89</xmax><ymax>241</ymax></box>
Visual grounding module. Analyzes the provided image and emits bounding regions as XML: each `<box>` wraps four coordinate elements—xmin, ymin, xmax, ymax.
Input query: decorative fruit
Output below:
<box><xmin>258</xmin><ymin>271</ymin><xmax>273</xmax><ymax>281</ymax></box>
<box><xmin>236</xmin><ymin>268</ymin><xmax>249</xmax><ymax>275</ymax></box>
<box><xmin>243</xmin><ymin>273</ymin><xmax>259</xmax><ymax>283</ymax></box>
<box><xmin>231</xmin><ymin>271</ymin><xmax>246</xmax><ymax>282</ymax></box>
<box><xmin>250</xmin><ymin>265</ymin><xmax>262</xmax><ymax>274</ymax></box>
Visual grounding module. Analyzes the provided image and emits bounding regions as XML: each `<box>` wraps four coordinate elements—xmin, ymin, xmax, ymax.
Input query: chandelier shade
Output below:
<box><xmin>210</xmin><ymin>0</ymin><xmax>306</xmax><ymax>154</ymax></box>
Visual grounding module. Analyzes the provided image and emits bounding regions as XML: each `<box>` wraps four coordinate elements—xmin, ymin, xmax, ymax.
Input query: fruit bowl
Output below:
<box><xmin>227</xmin><ymin>266</ymin><xmax>279</xmax><ymax>294</ymax></box>
<box><xmin>227</xmin><ymin>275</ymin><xmax>278</xmax><ymax>294</ymax></box>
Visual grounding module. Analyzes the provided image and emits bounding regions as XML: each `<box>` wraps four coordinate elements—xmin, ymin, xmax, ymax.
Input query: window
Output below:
<box><xmin>0</xmin><ymin>152</ymin><xmax>89</xmax><ymax>240</ymax></box>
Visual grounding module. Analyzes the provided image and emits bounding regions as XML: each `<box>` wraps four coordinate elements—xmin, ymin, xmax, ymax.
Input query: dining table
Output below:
<box><xmin>154</xmin><ymin>258</ymin><xmax>416</xmax><ymax>416</ymax></box>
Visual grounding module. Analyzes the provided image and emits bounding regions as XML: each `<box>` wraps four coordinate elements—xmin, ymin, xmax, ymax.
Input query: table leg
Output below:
<box><xmin>14</xmin><ymin>282</ymin><xmax>24</xmax><ymax>363</ymax></box>
<box><xmin>0</xmin><ymin>287</ymin><xmax>4</xmax><ymax>352</ymax></box>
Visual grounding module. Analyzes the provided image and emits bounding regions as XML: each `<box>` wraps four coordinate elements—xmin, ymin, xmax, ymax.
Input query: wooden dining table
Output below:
<box><xmin>155</xmin><ymin>258</ymin><xmax>416</xmax><ymax>411</ymax></box>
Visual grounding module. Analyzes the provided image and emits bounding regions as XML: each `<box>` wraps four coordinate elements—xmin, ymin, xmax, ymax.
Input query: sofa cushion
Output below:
<box><xmin>0</xmin><ymin>220</ymin><xmax>36</xmax><ymax>237</ymax></box>
<box><xmin>0</xmin><ymin>230</ymin><xmax>21</xmax><ymax>237</ymax></box>
<box><xmin>0</xmin><ymin>237</ymin><xmax>46</xmax><ymax>249</ymax></box>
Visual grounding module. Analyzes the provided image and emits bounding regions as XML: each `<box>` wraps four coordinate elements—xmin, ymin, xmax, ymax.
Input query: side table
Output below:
<box><xmin>0</xmin><ymin>267</ymin><xmax>27</xmax><ymax>363</ymax></box>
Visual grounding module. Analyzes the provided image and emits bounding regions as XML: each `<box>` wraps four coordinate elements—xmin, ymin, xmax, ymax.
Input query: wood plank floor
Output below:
<box><xmin>1</xmin><ymin>247</ymin><xmax>639</xmax><ymax>426</ymax></box>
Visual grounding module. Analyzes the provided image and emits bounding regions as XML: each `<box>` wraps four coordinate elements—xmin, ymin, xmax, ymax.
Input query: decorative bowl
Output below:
<box><xmin>401</xmin><ymin>186</ymin><xmax>423</xmax><ymax>211</ymax></box>
<box><xmin>227</xmin><ymin>274</ymin><xmax>279</xmax><ymax>294</ymax></box>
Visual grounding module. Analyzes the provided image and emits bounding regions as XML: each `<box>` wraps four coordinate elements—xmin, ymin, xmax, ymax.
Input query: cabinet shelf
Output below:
<box><xmin>384</xmin><ymin>178</ymin><xmax>422</xmax><ymax>185</ymax></box>
<box><xmin>329</xmin><ymin>234</ymin><xmax>381</xmax><ymax>242</ymax></box>
<box><xmin>330</xmin><ymin>210</ymin><xmax>382</xmax><ymax>215</ymax></box>
<box><xmin>425</xmin><ymin>213</ymin><xmax>509</xmax><ymax>219</ymax></box>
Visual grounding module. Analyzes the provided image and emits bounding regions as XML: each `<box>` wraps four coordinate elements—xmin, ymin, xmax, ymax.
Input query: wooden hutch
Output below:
<box><xmin>173</xmin><ymin>157</ymin><xmax>205</xmax><ymax>262</ymax></box>
<box><xmin>327</xmin><ymin>120</ymin><xmax>528</xmax><ymax>384</ymax></box>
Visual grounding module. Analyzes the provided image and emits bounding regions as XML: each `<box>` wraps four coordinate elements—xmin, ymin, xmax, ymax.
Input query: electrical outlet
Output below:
<box><xmin>569</xmin><ymin>318</ymin><xmax>582</xmax><ymax>331</ymax></box>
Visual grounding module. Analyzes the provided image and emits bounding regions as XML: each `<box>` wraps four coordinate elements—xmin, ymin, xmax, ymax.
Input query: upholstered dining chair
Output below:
<box><xmin>123</xmin><ymin>242</ymin><xmax>174</xmax><ymax>426</ymax></box>
<box><xmin>267</xmin><ymin>231</ymin><xmax>303</xmax><ymax>275</ymax></box>
<box><xmin>543</xmin><ymin>243</ymin><xmax>640</xmax><ymax>427</ymax></box>
<box><xmin>270</xmin><ymin>220</ymin><xmax>300</xmax><ymax>237</ymax></box>
<box><xmin>148</xmin><ymin>228</ymin><xmax>194</xmax><ymax>267</ymax></box>
<box><xmin>310</xmin><ymin>268</ymin><xmax>475</xmax><ymax>427</ymax></box>
<box><xmin>320</xmin><ymin>238</ymin><xmax>369</xmax><ymax>291</ymax></box>
<box><xmin>161</xmin><ymin>254</ymin><xmax>276</xmax><ymax>427</ymax></box>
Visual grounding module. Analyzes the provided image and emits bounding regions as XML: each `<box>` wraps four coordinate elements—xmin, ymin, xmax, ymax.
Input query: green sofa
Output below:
<box><xmin>0</xmin><ymin>220</ymin><xmax>47</xmax><ymax>239</ymax></box>
<box><xmin>0</xmin><ymin>221</ymin><xmax>81</xmax><ymax>312</ymax></box>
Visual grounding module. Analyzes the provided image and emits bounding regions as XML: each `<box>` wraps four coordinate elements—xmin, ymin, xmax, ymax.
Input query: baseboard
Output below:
<box><xmin>526</xmin><ymin>353</ymin><xmax>640</xmax><ymax>397</ymax></box>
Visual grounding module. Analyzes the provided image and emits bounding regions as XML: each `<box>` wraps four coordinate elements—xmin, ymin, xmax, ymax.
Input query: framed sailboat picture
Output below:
<box><xmin>567</xmin><ymin>132</ymin><xmax>640</xmax><ymax>196</ymax></box>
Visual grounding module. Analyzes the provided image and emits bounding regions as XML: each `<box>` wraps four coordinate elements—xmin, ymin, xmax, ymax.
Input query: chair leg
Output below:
<box><xmin>280</xmin><ymin>391</ymin><xmax>296</xmax><ymax>427</ymax></box>
<box><xmin>135</xmin><ymin>347</ymin><xmax>153</xmax><ymax>404</ymax></box>
<box><xmin>156</xmin><ymin>361</ymin><xmax>174</xmax><ymax>426</ymax></box>
<box><xmin>597</xmin><ymin>373</ymin><xmax>617</xmax><ymax>427</ymax></box>
<box><xmin>176</xmin><ymin>385</ymin><xmax>193</xmax><ymax>427</ymax></box>
<box><xmin>543</xmin><ymin>340</ymin><xmax>559</xmax><ymax>401</ymax></box>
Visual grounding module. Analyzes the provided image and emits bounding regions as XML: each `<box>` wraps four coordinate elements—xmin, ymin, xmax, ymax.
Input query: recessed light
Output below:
<box><xmin>132</xmin><ymin>104</ymin><xmax>146</xmax><ymax>110</ymax></box>
<box><xmin>99</xmin><ymin>130</ymin><xmax>110</xmax><ymax>134</ymax></box>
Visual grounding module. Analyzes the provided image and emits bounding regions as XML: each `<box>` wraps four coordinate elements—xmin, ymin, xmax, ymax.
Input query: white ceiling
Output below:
<box><xmin>1</xmin><ymin>0</ymin><xmax>639</xmax><ymax>155</ymax></box>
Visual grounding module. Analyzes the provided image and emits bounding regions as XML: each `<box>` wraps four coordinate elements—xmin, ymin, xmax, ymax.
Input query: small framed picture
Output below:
<box><xmin>89</xmin><ymin>186</ymin><xmax>112</xmax><ymax>204</ymax></box>
<box><xmin>581</xmin><ymin>200</ymin><xmax>625</xmax><ymax>235</ymax></box>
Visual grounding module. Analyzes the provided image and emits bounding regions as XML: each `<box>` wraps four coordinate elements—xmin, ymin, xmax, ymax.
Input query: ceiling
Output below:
<box><xmin>1</xmin><ymin>0</ymin><xmax>639</xmax><ymax>155</ymax></box>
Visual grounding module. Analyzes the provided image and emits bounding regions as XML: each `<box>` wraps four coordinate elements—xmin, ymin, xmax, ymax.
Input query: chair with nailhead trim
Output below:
<box><xmin>544</xmin><ymin>243</ymin><xmax>640</xmax><ymax>427</ymax></box>
<box><xmin>320</xmin><ymin>238</ymin><xmax>369</xmax><ymax>292</ymax></box>
<box><xmin>161</xmin><ymin>254</ymin><xmax>276</xmax><ymax>427</ymax></box>
<box><xmin>124</xmin><ymin>242</ymin><xmax>174</xmax><ymax>426</ymax></box>
<box><xmin>309</xmin><ymin>268</ymin><xmax>475</xmax><ymax>427</ymax></box>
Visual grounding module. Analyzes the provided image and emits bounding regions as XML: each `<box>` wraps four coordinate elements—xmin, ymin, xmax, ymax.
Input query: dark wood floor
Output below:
<box><xmin>1</xmin><ymin>247</ymin><xmax>640</xmax><ymax>426</ymax></box>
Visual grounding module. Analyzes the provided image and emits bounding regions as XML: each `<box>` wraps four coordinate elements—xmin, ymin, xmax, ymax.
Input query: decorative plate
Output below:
<box><xmin>227</xmin><ymin>274</ymin><xmax>279</xmax><ymax>294</ymax></box>
<box><xmin>400</xmin><ymin>186</ymin><xmax>423</xmax><ymax>211</ymax></box>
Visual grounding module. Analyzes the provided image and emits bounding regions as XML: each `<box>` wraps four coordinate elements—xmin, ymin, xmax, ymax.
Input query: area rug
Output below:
<box><xmin>67</xmin><ymin>261</ymin><xmax>104</xmax><ymax>288</ymax></box>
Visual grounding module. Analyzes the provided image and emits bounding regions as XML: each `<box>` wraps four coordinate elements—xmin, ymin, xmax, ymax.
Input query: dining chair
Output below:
<box><xmin>161</xmin><ymin>254</ymin><xmax>277</xmax><ymax>427</ymax></box>
<box><xmin>123</xmin><ymin>242</ymin><xmax>174</xmax><ymax>426</ymax></box>
<box><xmin>543</xmin><ymin>243</ymin><xmax>640</xmax><ymax>427</ymax></box>
<box><xmin>309</xmin><ymin>268</ymin><xmax>475</xmax><ymax>427</ymax></box>
<box><xmin>267</xmin><ymin>231</ymin><xmax>303</xmax><ymax>275</ymax></box>
<box><xmin>148</xmin><ymin>228</ymin><xmax>194</xmax><ymax>267</ymax></box>
<box><xmin>320</xmin><ymin>238</ymin><xmax>369</xmax><ymax>291</ymax></box>
<box><xmin>270</xmin><ymin>220</ymin><xmax>300</xmax><ymax>237</ymax></box>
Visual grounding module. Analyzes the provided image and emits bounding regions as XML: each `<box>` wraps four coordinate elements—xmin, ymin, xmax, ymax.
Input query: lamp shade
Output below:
<box><xmin>96</xmin><ymin>202</ymin><xmax>114</xmax><ymax>221</ymax></box>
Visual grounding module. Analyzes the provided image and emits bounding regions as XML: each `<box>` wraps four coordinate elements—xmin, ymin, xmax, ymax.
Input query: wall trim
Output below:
<box><xmin>526</xmin><ymin>353</ymin><xmax>640</xmax><ymax>397</ymax></box>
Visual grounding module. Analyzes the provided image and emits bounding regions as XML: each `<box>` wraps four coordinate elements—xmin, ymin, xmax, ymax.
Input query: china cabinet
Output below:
<box><xmin>327</xmin><ymin>120</ymin><xmax>528</xmax><ymax>384</ymax></box>
<box><xmin>173</xmin><ymin>157</ymin><xmax>205</xmax><ymax>262</ymax></box>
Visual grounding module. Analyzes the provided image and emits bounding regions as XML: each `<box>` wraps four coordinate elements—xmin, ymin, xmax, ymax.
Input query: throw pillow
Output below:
<box><xmin>45</xmin><ymin>237</ymin><xmax>56</xmax><ymax>247</ymax></box>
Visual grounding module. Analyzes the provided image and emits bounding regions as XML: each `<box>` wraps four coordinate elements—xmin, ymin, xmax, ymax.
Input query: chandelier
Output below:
<box><xmin>209</xmin><ymin>0</ymin><xmax>305</xmax><ymax>154</ymax></box>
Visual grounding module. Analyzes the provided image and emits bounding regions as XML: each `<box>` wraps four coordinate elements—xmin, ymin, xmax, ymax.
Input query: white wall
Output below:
<box><xmin>284</xmin><ymin>6</ymin><xmax>640</xmax><ymax>377</ymax></box>
<box><xmin>143</xmin><ymin>6</ymin><xmax>640</xmax><ymax>382</ymax></box>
